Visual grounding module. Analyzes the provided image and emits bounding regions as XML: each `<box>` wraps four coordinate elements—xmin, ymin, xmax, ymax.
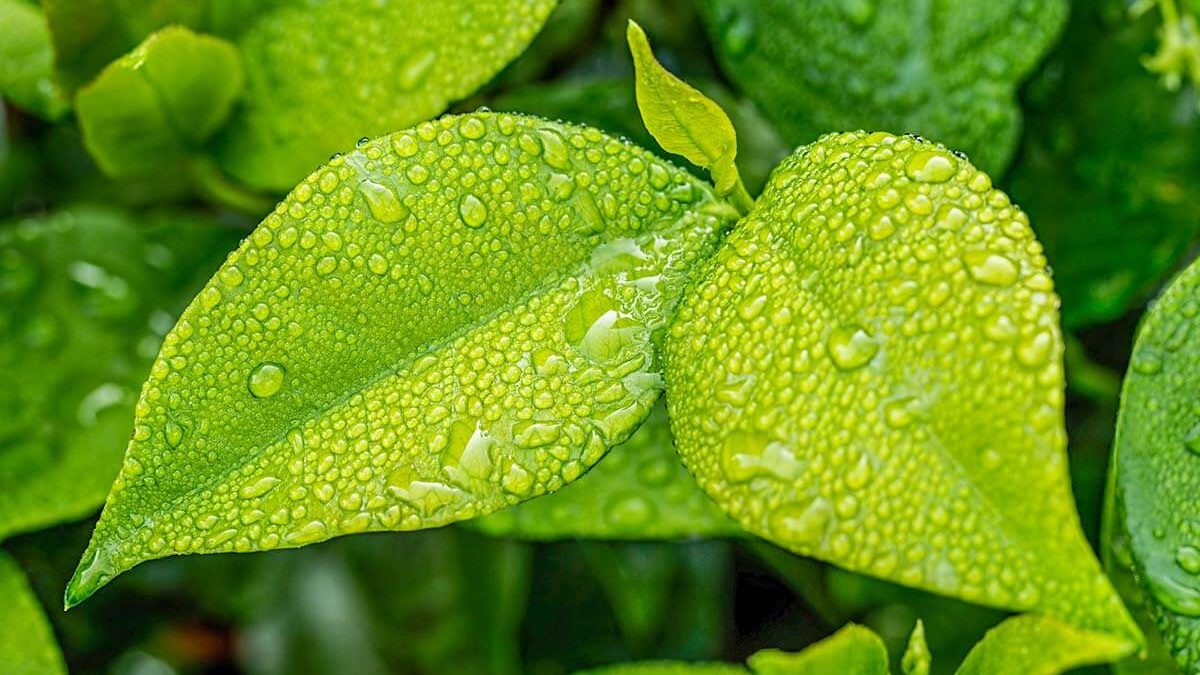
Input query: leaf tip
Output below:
<box><xmin>63</xmin><ymin>544</ymin><xmax>117</xmax><ymax>610</ymax></box>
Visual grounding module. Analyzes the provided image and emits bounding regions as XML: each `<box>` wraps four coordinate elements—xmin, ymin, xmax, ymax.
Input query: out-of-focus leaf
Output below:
<box><xmin>491</xmin><ymin>77</ymin><xmax>786</xmax><ymax>194</ymax></box>
<box><xmin>66</xmin><ymin>113</ymin><xmax>735</xmax><ymax>606</ymax></box>
<box><xmin>693</xmin><ymin>0</ymin><xmax>1067</xmax><ymax>174</ymax></box>
<box><xmin>474</xmin><ymin>403</ymin><xmax>740</xmax><ymax>540</ymax></box>
<box><xmin>0</xmin><ymin>0</ymin><xmax>69</xmax><ymax>119</ymax></box>
<box><xmin>1108</xmin><ymin>254</ymin><xmax>1200</xmax><ymax>672</ymax></box>
<box><xmin>0</xmin><ymin>207</ymin><xmax>238</xmax><ymax>543</ymax></box>
<box><xmin>575</xmin><ymin>664</ymin><xmax>744</xmax><ymax>675</ymax></box>
<box><xmin>75</xmin><ymin>26</ymin><xmax>243</xmax><ymax>178</ymax></box>
<box><xmin>0</xmin><ymin>551</ymin><xmax>67</xmax><ymax>675</ymax></box>
<box><xmin>664</xmin><ymin>131</ymin><xmax>1140</xmax><ymax>645</ymax></box>
<box><xmin>902</xmin><ymin>621</ymin><xmax>931</xmax><ymax>675</ymax></box>
<box><xmin>954</xmin><ymin>615</ymin><xmax>1131</xmax><ymax>675</ymax></box>
<box><xmin>747</xmin><ymin>624</ymin><xmax>888</xmax><ymax>675</ymax></box>
<box><xmin>1006</xmin><ymin>5</ymin><xmax>1200</xmax><ymax>329</ymax></box>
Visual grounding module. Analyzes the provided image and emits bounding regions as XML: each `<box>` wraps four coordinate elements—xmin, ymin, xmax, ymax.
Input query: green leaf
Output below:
<box><xmin>1109</xmin><ymin>254</ymin><xmax>1200</xmax><ymax>672</ymax></box>
<box><xmin>662</xmin><ymin>130</ymin><xmax>1140</xmax><ymax>646</ymax></box>
<box><xmin>1005</xmin><ymin>4</ymin><xmax>1200</xmax><ymax>328</ymax></box>
<box><xmin>473</xmin><ymin>401</ymin><xmax>741</xmax><ymax>539</ymax></box>
<box><xmin>0</xmin><ymin>0</ymin><xmax>69</xmax><ymax>119</ymax></box>
<box><xmin>693</xmin><ymin>0</ymin><xmax>1067</xmax><ymax>174</ymax></box>
<box><xmin>902</xmin><ymin>620</ymin><xmax>931</xmax><ymax>675</ymax></box>
<box><xmin>75</xmin><ymin>25</ymin><xmax>244</xmax><ymax>178</ymax></box>
<box><xmin>747</xmin><ymin>623</ymin><xmax>888</xmax><ymax>675</ymax></box>
<box><xmin>575</xmin><ymin>664</ymin><xmax>744</xmax><ymax>675</ymax></box>
<box><xmin>954</xmin><ymin>615</ymin><xmax>1132</xmax><ymax>675</ymax></box>
<box><xmin>0</xmin><ymin>207</ymin><xmax>237</xmax><ymax>542</ymax></box>
<box><xmin>65</xmin><ymin>112</ymin><xmax>735</xmax><ymax>606</ymax></box>
<box><xmin>626</xmin><ymin>20</ymin><xmax>751</xmax><ymax>212</ymax></box>
<box><xmin>0</xmin><ymin>551</ymin><xmax>66</xmax><ymax>675</ymax></box>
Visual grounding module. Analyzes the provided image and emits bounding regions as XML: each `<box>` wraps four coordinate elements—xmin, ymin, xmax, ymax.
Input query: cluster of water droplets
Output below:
<box><xmin>73</xmin><ymin>112</ymin><xmax>733</xmax><ymax>597</ymax></box>
<box><xmin>666</xmin><ymin>130</ymin><xmax>1126</xmax><ymax>633</ymax></box>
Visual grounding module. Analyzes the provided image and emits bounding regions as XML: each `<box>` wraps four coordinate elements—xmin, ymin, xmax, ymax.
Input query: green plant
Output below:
<box><xmin>2</xmin><ymin>1</ymin><xmax>1200</xmax><ymax>673</ymax></box>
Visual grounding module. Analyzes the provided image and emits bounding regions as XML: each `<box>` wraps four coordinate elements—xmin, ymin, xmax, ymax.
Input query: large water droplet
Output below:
<box><xmin>769</xmin><ymin>498</ymin><xmax>832</xmax><ymax>546</ymax></box>
<box><xmin>458</xmin><ymin>193</ymin><xmax>488</xmax><ymax>228</ymax></box>
<box><xmin>827</xmin><ymin>325</ymin><xmax>879</xmax><ymax>371</ymax></box>
<box><xmin>359</xmin><ymin>180</ymin><xmax>408</xmax><ymax>223</ymax></box>
<box><xmin>964</xmin><ymin>252</ymin><xmax>1018</xmax><ymax>286</ymax></box>
<box><xmin>904</xmin><ymin>150</ymin><xmax>957</xmax><ymax>183</ymax></box>
<box><xmin>1178</xmin><ymin>545</ymin><xmax>1200</xmax><ymax>575</ymax></box>
<box><xmin>248</xmin><ymin>362</ymin><xmax>286</xmax><ymax>399</ymax></box>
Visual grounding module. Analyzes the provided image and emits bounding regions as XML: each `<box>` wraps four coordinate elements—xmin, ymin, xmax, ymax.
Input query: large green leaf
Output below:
<box><xmin>0</xmin><ymin>0</ymin><xmax>69</xmax><ymax>119</ymax></box>
<box><xmin>0</xmin><ymin>207</ymin><xmax>237</xmax><ymax>542</ymax></box>
<box><xmin>474</xmin><ymin>402</ymin><xmax>740</xmax><ymax>540</ymax></box>
<box><xmin>954</xmin><ymin>615</ymin><xmax>1132</xmax><ymax>675</ymax></box>
<box><xmin>66</xmin><ymin>112</ymin><xmax>736</xmax><ymax>606</ymax></box>
<box><xmin>75</xmin><ymin>25</ymin><xmax>244</xmax><ymax>178</ymax></box>
<box><xmin>692</xmin><ymin>0</ymin><xmax>1067</xmax><ymax>175</ymax></box>
<box><xmin>0</xmin><ymin>551</ymin><xmax>66</xmax><ymax>675</ymax></box>
<box><xmin>1109</xmin><ymin>254</ymin><xmax>1200</xmax><ymax>672</ymax></box>
<box><xmin>1005</xmin><ymin>3</ymin><xmax>1200</xmax><ymax>329</ymax></box>
<box><xmin>663</xmin><ymin>130</ymin><xmax>1139</xmax><ymax>645</ymax></box>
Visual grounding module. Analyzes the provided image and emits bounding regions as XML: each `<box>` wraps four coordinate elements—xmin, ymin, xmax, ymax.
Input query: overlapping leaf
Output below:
<box><xmin>0</xmin><ymin>552</ymin><xmax>67</xmax><ymax>675</ymax></box>
<box><xmin>955</xmin><ymin>615</ymin><xmax>1132</xmax><ymax>675</ymax></box>
<box><xmin>1109</xmin><ymin>254</ymin><xmax>1200</xmax><ymax>672</ymax></box>
<box><xmin>693</xmin><ymin>0</ymin><xmax>1067</xmax><ymax>174</ymax></box>
<box><xmin>66</xmin><ymin>112</ymin><xmax>736</xmax><ymax>606</ymax></box>
<box><xmin>0</xmin><ymin>0</ymin><xmax>68</xmax><ymax>119</ymax></box>
<box><xmin>663</xmin><ymin>130</ymin><xmax>1139</xmax><ymax>644</ymax></box>
<box><xmin>0</xmin><ymin>207</ymin><xmax>237</xmax><ymax>542</ymax></box>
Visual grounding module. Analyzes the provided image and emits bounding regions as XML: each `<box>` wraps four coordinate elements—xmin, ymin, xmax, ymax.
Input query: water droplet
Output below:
<box><xmin>905</xmin><ymin>150</ymin><xmax>957</xmax><ymax>183</ymax></box>
<box><xmin>827</xmin><ymin>325</ymin><xmax>879</xmax><ymax>371</ymax></box>
<box><xmin>720</xmin><ymin>430</ymin><xmax>803</xmax><ymax>482</ymax></box>
<box><xmin>1178</xmin><ymin>546</ymin><xmax>1200</xmax><ymax>575</ymax></box>
<box><xmin>964</xmin><ymin>252</ymin><xmax>1018</xmax><ymax>286</ymax></box>
<box><xmin>605</xmin><ymin>492</ymin><xmax>654</xmax><ymax>528</ymax></box>
<box><xmin>359</xmin><ymin>180</ymin><xmax>408</xmax><ymax>223</ymax></box>
<box><xmin>1015</xmin><ymin>331</ymin><xmax>1053</xmax><ymax>368</ymax></box>
<box><xmin>537</xmin><ymin>128</ymin><xmax>571</xmax><ymax>170</ymax></box>
<box><xmin>769</xmin><ymin>498</ymin><xmax>832</xmax><ymax>546</ymax></box>
<box><xmin>164</xmin><ymin>419</ymin><xmax>185</xmax><ymax>448</ymax></box>
<box><xmin>458</xmin><ymin>193</ymin><xmax>488</xmax><ymax>228</ymax></box>
<box><xmin>239</xmin><ymin>476</ymin><xmax>281</xmax><ymax>499</ymax></box>
<box><xmin>398</xmin><ymin>49</ymin><xmax>437</xmax><ymax>89</ymax></box>
<box><xmin>248</xmin><ymin>362</ymin><xmax>286</xmax><ymax>399</ymax></box>
<box><xmin>1146</xmin><ymin>567</ymin><xmax>1200</xmax><ymax>617</ymax></box>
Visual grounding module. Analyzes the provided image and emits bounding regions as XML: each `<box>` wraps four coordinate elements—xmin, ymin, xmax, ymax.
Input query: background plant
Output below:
<box><xmin>1</xmin><ymin>1</ymin><xmax>1199</xmax><ymax>674</ymax></box>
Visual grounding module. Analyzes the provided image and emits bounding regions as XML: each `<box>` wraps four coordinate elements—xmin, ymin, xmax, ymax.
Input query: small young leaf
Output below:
<box><xmin>0</xmin><ymin>552</ymin><xmax>67</xmax><ymax>675</ymax></box>
<box><xmin>75</xmin><ymin>26</ymin><xmax>243</xmax><ymax>178</ymax></box>
<box><xmin>902</xmin><ymin>620</ymin><xmax>931</xmax><ymax>675</ymax></box>
<box><xmin>0</xmin><ymin>0</ymin><xmax>69</xmax><ymax>119</ymax></box>
<box><xmin>1110</xmin><ymin>254</ymin><xmax>1200</xmax><ymax>672</ymax></box>
<box><xmin>0</xmin><ymin>207</ymin><xmax>237</xmax><ymax>542</ymax></box>
<box><xmin>954</xmin><ymin>615</ymin><xmax>1132</xmax><ymax>675</ymax></box>
<box><xmin>626</xmin><ymin>21</ymin><xmax>752</xmax><ymax>213</ymax></box>
<box><xmin>65</xmin><ymin>112</ymin><xmax>735</xmax><ymax>606</ymax></box>
<box><xmin>473</xmin><ymin>402</ymin><xmax>741</xmax><ymax>540</ymax></box>
<box><xmin>575</xmin><ymin>664</ymin><xmax>744</xmax><ymax>675</ymax></box>
<box><xmin>693</xmin><ymin>0</ymin><xmax>1067</xmax><ymax>175</ymax></box>
<box><xmin>663</xmin><ymin>131</ymin><xmax>1140</xmax><ymax>645</ymax></box>
<box><xmin>747</xmin><ymin>623</ymin><xmax>888</xmax><ymax>675</ymax></box>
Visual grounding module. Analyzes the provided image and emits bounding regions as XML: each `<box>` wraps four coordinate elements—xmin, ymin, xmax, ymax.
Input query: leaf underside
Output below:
<box><xmin>66</xmin><ymin>112</ymin><xmax>734</xmax><ymax>606</ymax></box>
<box><xmin>663</xmin><ymin>130</ymin><xmax>1138</xmax><ymax>644</ymax></box>
<box><xmin>1111</xmin><ymin>255</ymin><xmax>1200</xmax><ymax>672</ymax></box>
<box><xmin>693</xmin><ymin>0</ymin><xmax>1067</xmax><ymax>175</ymax></box>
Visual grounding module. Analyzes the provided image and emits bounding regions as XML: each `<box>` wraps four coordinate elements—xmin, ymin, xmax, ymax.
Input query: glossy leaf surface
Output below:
<box><xmin>663</xmin><ymin>131</ymin><xmax>1138</xmax><ymax>643</ymax></box>
<box><xmin>75</xmin><ymin>26</ymin><xmax>243</xmax><ymax>178</ymax></box>
<box><xmin>954</xmin><ymin>615</ymin><xmax>1131</xmax><ymax>675</ymax></box>
<box><xmin>474</xmin><ymin>402</ymin><xmax>740</xmax><ymax>540</ymax></box>
<box><xmin>1111</xmin><ymin>255</ymin><xmax>1200</xmax><ymax>671</ymax></box>
<box><xmin>0</xmin><ymin>552</ymin><xmax>66</xmax><ymax>675</ymax></box>
<box><xmin>0</xmin><ymin>0</ymin><xmax>68</xmax><ymax>119</ymax></box>
<box><xmin>0</xmin><ymin>207</ymin><xmax>236</xmax><ymax>542</ymax></box>
<box><xmin>693</xmin><ymin>0</ymin><xmax>1067</xmax><ymax>174</ymax></box>
<box><xmin>66</xmin><ymin>112</ymin><xmax>735</xmax><ymax>605</ymax></box>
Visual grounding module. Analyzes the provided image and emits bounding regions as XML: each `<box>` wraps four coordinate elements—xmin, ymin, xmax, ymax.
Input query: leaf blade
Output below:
<box><xmin>66</xmin><ymin>112</ymin><xmax>734</xmax><ymax>606</ymax></box>
<box><xmin>0</xmin><ymin>552</ymin><xmax>67</xmax><ymax>675</ymax></box>
<box><xmin>954</xmin><ymin>615</ymin><xmax>1132</xmax><ymax>675</ymax></box>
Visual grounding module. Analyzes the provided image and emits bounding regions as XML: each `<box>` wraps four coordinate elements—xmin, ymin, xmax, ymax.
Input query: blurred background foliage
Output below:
<box><xmin>2</xmin><ymin>0</ymin><xmax>1198</xmax><ymax>673</ymax></box>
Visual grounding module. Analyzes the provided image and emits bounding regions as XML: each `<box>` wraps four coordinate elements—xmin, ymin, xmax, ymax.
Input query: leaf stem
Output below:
<box><xmin>189</xmin><ymin>156</ymin><xmax>275</xmax><ymax>216</ymax></box>
<box><xmin>728</xmin><ymin>177</ymin><xmax>755</xmax><ymax>217</ymax></box>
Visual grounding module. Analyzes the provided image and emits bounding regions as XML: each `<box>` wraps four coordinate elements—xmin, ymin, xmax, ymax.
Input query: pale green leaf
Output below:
<box><xmin>1110</xmin><ymin>254</ymin><xmax>1200</xmax><ymax>672</ymax></box>
<box><xmin>747</xmin><ymin>623</ymin><xmax>888</xmax><ymax>675</ymax></box>
<box><xmin>0</xmin><ymin>207</ymin><xmax>237</xmax><ymax>542</ymax></box>
<box><xmin>575</xmin><ymin>664</ymin><xmax>744</xmax><ymax>675</ymax></box>
<box><xmin>473</xmin><ymin>401</ymin><xmax>741</xmax><ymax>539</ymax></box>
<box><xmin>66</xmin><ymin>112</ymin><xmax>735</xmax><ymax>606</ymax></box>
<box><xmin>902</xmin><ymin>620</ymin><xmax>931</xmax><ymax>675</ymax></box>
<box><xmin>954</xmin><ymin>615</ymin><xmax>1132</xmax><ymax>675</ymax></box>
<box><xmin>626</xmin><ymin>21</ymin><xmax>749</xmax><ymax>211</ymax></box>
<box><xmin>694</xmin><ymin>0</ymin><xmax>1067</xmax><ymax>174</ymax></box>
<box><xmin>0</xmin><ymin>0</ymin><xmax>69</xmax><ymax>119</ymax></box>
<box><xmin>76</xmin><ymin>25</ymin><xmax>244</xmax><ymax>178</ymax></box>
<box><xmin>0</xmin><ymin>551</ymin><xmax>67</xmax><ymax>675</ymax></box>
<box><xmin>663</xmin><ymin>131</ymin><xmax>1140</xmax><ymax>645</ymax></box>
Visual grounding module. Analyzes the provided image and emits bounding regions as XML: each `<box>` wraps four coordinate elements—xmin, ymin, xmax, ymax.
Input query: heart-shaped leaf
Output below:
<box><xmin>663</xmin><ymin>130</ymin><xmax>1139</xmax><ymax>645</ymax></box>
<box><xmin>0</xmin><ymin>552</ymin><xmax>66</xmax><ymax>675</ymax></box>
<box><xmin>66</xmin><ymin>112</ymin><xmax>735</xmax><ymax>606</ymax></box>
<box><xmin>474</xmin><ymin>401</ymin><xmax>741</xmax><ymax>540</ymax></box>
<box><xmin>1109</xmin><ymin>254</ymin><xmax>1200</xmax><ymax>672</ymax></box>
<box><xmin>0</xmin><ymin>207</ymin><xmax>237</xmax><ymax>542</ymax></box>
<box><xmin>693</xmin><ymin>0</ymin><xmax>1067</xmax><ymax>174</ymax></box>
